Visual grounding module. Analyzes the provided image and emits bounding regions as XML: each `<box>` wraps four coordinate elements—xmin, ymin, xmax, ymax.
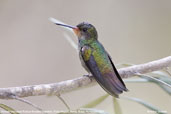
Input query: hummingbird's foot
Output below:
<box><xmin>83</xmin><ymin>74</ymin><xmax>94</xmax><ymax>81</ymax></box>
<box><xmin>83</xmin><ymin>74</ymin><xmax>91</xmax><ymax>78</ymax></box>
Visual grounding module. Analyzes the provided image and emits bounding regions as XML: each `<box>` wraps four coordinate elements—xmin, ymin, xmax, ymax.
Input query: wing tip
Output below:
<box><xmin>109</xmin><ymin>93</ymin><xmax>119</xmax><ymax>98</ymax></box>
<box><xmin>125</xmin><ymin>88</ymin><xmax>129</xmax><ymax>92</ymax></box>
<box><xmin>122</xmin><ymin>86</ymin><xmax>129</xmax><ymax>92</ymax></box>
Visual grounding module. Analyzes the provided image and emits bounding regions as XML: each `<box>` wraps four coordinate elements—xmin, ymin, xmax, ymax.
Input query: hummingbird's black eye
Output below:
<box><xmin>82</xmin><ymin>28</ymin><xmax>87</xmax><ymax>32</ymax></box>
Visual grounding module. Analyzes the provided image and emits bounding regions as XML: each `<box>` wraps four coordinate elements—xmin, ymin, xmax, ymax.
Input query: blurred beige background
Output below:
<box><xmin>0</xmin><ymin>0</ymin><xmax>171</xmax><ymax>114</ymax></box>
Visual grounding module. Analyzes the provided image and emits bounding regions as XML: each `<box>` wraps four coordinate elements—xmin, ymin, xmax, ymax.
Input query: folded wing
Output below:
<box><xmin>81</xmin><ymin>45</ymin><xmax>127</xmax><ymax>97</ymax></box>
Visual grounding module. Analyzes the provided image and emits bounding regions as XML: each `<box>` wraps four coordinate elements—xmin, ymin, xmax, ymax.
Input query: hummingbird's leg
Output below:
<box><xmin>83</xmin><ymin>72</ymin><xmax>92</xmax><ymax>78</ymax></box>
<box><xmin>83</xmin><ymin>74</ymin><xmax>89</xmax><ymax>77</ymax></box>
<box><xmin>83</xmin><ymin>73</ymin><xmax>94</xmax><ymax>82</ymax></box>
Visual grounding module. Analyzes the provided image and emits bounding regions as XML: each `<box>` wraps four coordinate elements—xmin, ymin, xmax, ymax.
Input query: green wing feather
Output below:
<box><xmin>81</xmin><ymin>45</ymin><xmax>127</xmax><ymax>97</ymax></box>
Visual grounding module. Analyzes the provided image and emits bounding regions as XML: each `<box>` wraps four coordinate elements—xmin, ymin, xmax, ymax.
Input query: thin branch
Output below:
<box><xmin>164</xmin><ymin>68</ymin><xmax>171</xmax><ymax>76</ymax></box>
<box><xmin>119</xmin><ymin>56</ymin><xmax>171</xmax><ymax>78</ymax></box>
<box><xmin>57</xmin><ymin>95</ymin><xmax>70</xmax><ymax>111</ymax></box>
<box><xmin>0</xmin><ymin>56</ymin><xmax>170</xmax><ymax>99</ymax></box>
<box><xmin>11</xmin><ymin>96</ymin><xmax>44</xmax><ymax>113</ymax></box>
<box><xmin>124</xmin><ymin>78</ymin><xmax>149</xmax><ymax>83</ymax></box>
<box><xmin>63</xmin><ymin>32</ymin><xmax>78</xmax><ymax>51</ymax></box>
<box><xmin>120</xmin><ymin>96</ymin><xmax>165</xmax><ymax>114</ymax></box>
<box><xmin>136</xmin><ymin>73</ymin><xmax>171</xmax><ymax>88</ymax></box>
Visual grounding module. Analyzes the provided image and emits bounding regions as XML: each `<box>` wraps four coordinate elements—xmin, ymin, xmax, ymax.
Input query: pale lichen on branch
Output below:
<box><xmin>0</xmin><ymin>56</ymin><xmax>171</xmax><ymax>99</ymax></box>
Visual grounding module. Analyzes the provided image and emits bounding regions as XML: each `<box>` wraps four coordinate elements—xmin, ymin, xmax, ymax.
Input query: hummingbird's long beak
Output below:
<box><xmin>49</xmin><ymin>18</ymin><xmax>81</xmax><ymax>37</ymax></box>
<box><xmin>55</xmin><ymin>23</ymin><xmax>76</xmax><ymax>29</ymax></box>
<box><xmin>54</xmin><ymin>23</ymin><xmax>80</xmax><ymax>37</ymax></box>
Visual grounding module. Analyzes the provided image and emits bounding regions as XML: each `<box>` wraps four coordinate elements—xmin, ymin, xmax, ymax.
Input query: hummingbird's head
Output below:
<box><xmin>75</xmin><ymin>22</ymin><xmax>98</xmax><ymax>40</ymax></box>
<box><xmin>54</xmin><ymin>21</ymin><xmax>98</xmax><ymax>41</ymax></box>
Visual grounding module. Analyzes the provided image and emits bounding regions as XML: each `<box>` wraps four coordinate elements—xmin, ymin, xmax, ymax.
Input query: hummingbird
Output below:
<box><xmin>53</xmin><ymin>21</ymin><xmax>128</xmax><ymax>97</ymax></box>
